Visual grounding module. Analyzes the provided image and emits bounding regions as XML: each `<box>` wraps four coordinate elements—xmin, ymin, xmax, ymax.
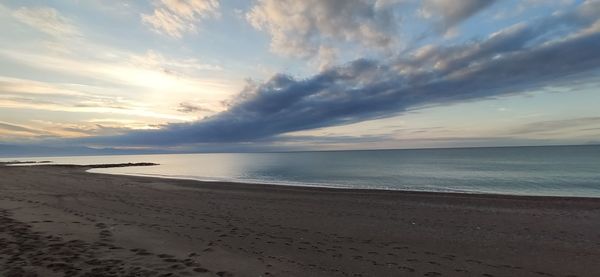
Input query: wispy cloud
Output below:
<box><xmin>0</xmin><ymin>77</ymin><xmax>195</xmax><ymax>122</ymax></box>
<box><xmin>0</xmin><ymin>121</ymin><xmax>47</xmax><ymax>136</ymax></box>
<box><xmin>508</xmin><ymin>117</ymin><xmax>600</xmax><ymax>137</ymax></box>
<box><xmin>0</xmin><ymin>17</ymin><xmax>237</xmax><ymax>121</ymax></box>
<box><xmin>142</xmin><ymin>0</ymin><xmax>220</xmax><ymax>38</ymax></box>
<box><xmin>0</xmin><ymin>120</ymin><xmax>126</xmax><ymax>141</ymax></box>
<box><xmin>12</xmin><ymin>6</ymin><xmax>80</xmax><ymax>37</ymax></box>
<box><xmin>0</xmin><ymin>48</ymin><xmax>231</xmax><ymax>95</ymax></box>
<box><xmin>131</xmin><ymin>50</ymin><xmax>223</xmax><ymax>72</ymax></box>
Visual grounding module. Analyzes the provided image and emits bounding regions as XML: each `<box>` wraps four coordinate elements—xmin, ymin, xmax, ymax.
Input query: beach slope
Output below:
<box><xmin>1</xmin><ymin>164</ymin><xmax>599</xmax><ymax>276</ymax></box>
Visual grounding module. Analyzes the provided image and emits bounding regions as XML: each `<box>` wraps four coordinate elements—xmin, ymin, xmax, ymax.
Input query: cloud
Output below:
<box><xmin>177</xmin><ymin>102</ymin><xmax>214</xmax><ymax>113</ymax></box>
<box><xmin>0</xmin><ymin>121</ymin><xmax>46</xmax><ymax>136</ymax></box>
<box><xmin>142</xmin><ymin>0</ymin><xmax>220</xmax><ymax>38</ymax></box>
<box><xmin>0</xmin><ymin>121</ymin><xmax>117</xmax><ymax>141</ymax></box>
<box><xmin>0</xmin><ymin>42</ymin><xmax>236</xmax><ymax>121</ymax></box>
<box><xmin>77</xmin><ymin>2</ymin><xmax>600</xmax><ymax>147</ymax></box>
<box><xmin>12</xmin><ymin>6</ymin><xmax>79</xmax><ymax>37</ymax></box>
<box><xmin>0</xmin><ymin>46</ymin><xmax>234</xmax><ymax>97</ymax></box>
<box><xmin>0</xmin><ymin>143</ymin><xmax>172</xmax><ymax>158</ymax></box>
<box><xmin>131</xmin><ymin>50</ymin><xmax>223</xmax><ymax>72</ymax></box>
<box><xmin>1</xmin><ymin>4</ymin><xmax>237</xmax><ymax>131</ymax></box>
<box><xmin>0</xmin><ymin>77</ymin><xmax>195</xmax><ymax>122</ymax></box>
<box><xmin>508</xmin><ymin>117</ymin><xmax>600</xmax><ymax>136</ymax></box>
<box><xmin>60</xmin><ymin>124</ymin><xmax>138</xmax><ymax>137</ymax></box>
<box><xmin>246</xmin><ymin>0</ymin><xmax>403</xmax><ymax>62</ymax></box>
<box><xmin>420</xmin><ymin>0</ymin><xmax>497</xmax><ymax>32</ymax></box>
<box><xmin>0</xmin><ymin>77</ymin><xmax>113</xmax><ymax>111</ymax></box>
<box><xmin>277</xmin><ymin>134</ymin><xmax>576</xmax><ymax>150</ymax></box>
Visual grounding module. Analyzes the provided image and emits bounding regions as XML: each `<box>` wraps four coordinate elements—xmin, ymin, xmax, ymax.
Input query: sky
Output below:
<box><xmin>1</xmin><ymin>0</ymin><xmax>600</xmax><ymax>155</ymax></box>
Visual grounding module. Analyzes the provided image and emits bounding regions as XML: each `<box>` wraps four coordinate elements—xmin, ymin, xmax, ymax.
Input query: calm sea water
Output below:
<box><xmin>3</xmin><ymin>145</ymin><xmax>600</xmax><ymax>197</ymax></box>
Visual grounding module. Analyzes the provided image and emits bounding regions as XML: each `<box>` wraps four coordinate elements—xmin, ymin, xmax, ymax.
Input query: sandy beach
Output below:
<box><xmin>1</xmin><ymin>164</ymin><xmax>599</xmax><ymax>277</ymax></box>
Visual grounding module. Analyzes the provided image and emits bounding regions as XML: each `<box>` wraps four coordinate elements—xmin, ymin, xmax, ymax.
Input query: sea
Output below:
<box><xmin>3</xmin><ymin>145</ymin><xmax>600</xmax><ymax>197</ymax></box>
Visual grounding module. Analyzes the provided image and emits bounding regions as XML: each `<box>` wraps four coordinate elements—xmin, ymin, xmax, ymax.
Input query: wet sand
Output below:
<box><xmin>1</xmin><ymin>164</ymin><xmax>599</xmax><ymax>277</ymax></box>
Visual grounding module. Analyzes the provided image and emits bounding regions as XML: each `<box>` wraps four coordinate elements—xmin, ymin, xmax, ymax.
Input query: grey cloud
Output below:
<box><xmin>77</xmin><ymin>2</ymin><xmax>600</xmax><ymax>147</ymax></box>
<box><xmin>246</xmin><ymin>0</ymin><xmax>403</xmax><ymax>61</ymax></box>
<box><xmin>177</xmin><ymin>102</ymin><xmax>213</xmax><ymax>113</ymax></box>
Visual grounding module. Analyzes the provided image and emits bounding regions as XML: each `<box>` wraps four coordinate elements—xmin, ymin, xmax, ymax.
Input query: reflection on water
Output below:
<box><xmin>3</xmin><ymin>145</ymin><xmax>600</xmax><ymax>197</ymax></box>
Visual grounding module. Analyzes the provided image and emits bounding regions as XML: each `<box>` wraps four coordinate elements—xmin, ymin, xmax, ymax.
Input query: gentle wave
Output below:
<box><xmin>87</xmin><ymin>169</ymin><xmax>481</xmax><ymax>194</ymax></box>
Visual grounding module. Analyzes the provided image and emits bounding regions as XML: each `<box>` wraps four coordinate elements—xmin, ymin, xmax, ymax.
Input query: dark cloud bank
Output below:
<box><xmin>80</xmin><ymin>1</ymin><xmax>600</xmax><ymax>147</ymax></box>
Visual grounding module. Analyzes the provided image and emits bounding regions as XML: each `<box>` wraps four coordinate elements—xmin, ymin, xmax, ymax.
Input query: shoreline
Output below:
<box><xmin>1</xmin><ymin>164</ymin><xmax>600</xmax><ymax>276</ymax></box>
<box><xmin>85</xmin><ymin>166</ymin><xmax>600</xmax><ymax>201</ymax></box>
<box><xmin>9</xmin><ymin>161</ymin><xmax>600</xmax><ymax>204</ymax></box>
